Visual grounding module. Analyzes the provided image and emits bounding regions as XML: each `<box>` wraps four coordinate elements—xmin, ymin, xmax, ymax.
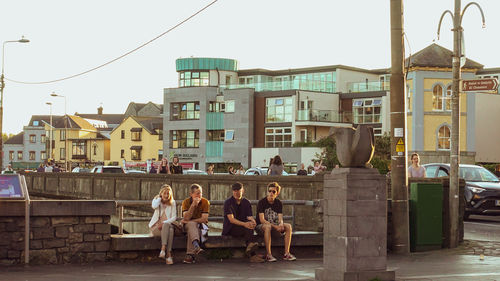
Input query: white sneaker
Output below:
<box><xmin>166</xmin><ymin>257</ymin><xmax>173</xmax><ymax>265</ymax></box>
<box><xmin>159</xmin><ymin>250</ymin><xmax>166</xmax><ymax>259</ymax></box>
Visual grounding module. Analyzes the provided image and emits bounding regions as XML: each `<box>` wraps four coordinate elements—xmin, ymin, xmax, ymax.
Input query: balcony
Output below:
<box><xmin>346</xmin><ymin>81</ymin><xmax>390</xmax><ymax>93</ymax></box>
<box><xmin>72</xmin><ymin>155</ymin><xmax>87</xmax><ymax>160</ymax></box>
<box><xmin>221</xmin><ymin>80</ymin><xmax>336</xmax><ymax>93</ymax></box>
<box><xmin>296</xmin><ymin>110</ymin><xmax>351</xmax><ymax>123</ymax></box>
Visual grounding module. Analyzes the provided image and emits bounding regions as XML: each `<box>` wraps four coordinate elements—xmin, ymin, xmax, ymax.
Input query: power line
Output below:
<box><xmin>6</xmin><ymin>0</ymin><xmax>218</xmax><ymax>85</ymax></box>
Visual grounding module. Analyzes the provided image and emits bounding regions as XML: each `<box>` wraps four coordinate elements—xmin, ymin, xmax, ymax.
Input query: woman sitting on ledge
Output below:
<box><xmin>149</xmin><ymin>184</ymin><xmax>177</xmax><ymax>265</ymax></box>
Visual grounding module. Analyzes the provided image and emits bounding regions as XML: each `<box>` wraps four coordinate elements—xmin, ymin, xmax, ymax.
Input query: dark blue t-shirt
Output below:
<box><xmin>222</xmin><ymin>197</ymin><xmax>253</xmax><ymax>235</ymax></box>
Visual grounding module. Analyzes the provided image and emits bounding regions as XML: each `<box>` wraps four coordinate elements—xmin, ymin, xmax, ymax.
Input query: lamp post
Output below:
<box><xmin>0</xmin><ymin>36</ymin><xmax>30</xmax><ymax>169</ymax></box>
<box><xmin>45</xmin><ymin>102</ymin><xmax>53</xmax><ymax>162</ymax></box>
<box><xmin>437</xmin><ymin>0</ymin><xmax>485</xmax><ymax>248</ymax></box>
<box><xmin>51</xmin><ymin>92</ymin><xmax>68</xmax><ymax>171</ymax></box>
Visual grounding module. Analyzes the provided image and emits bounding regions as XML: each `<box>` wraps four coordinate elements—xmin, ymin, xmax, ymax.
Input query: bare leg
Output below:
<box><xmin>262</xmin><ymin>224</ymin><xmax>272</xmax><ymax>255</ymax></box>
<box><xmin>284</xmin><ymin>223</ymin><xmax>292</xmax><ymax>254</ymax></box>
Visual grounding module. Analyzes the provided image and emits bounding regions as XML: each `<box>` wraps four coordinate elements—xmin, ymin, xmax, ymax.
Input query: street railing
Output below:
<box><xmin>116</xmin><ymin>199</ymin><xmax>319</xmax><ymax>235</ymax></box>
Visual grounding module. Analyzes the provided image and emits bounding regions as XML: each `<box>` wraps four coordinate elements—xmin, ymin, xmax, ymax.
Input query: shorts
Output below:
<box><xmin>255</xmin><ymin>224</ymin><xmax>285</xmax><ymax>238</ymax></box>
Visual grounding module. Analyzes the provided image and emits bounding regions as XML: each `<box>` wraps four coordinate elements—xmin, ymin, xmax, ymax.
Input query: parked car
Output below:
<box><xmin>423</xmin><ymin>163</ymin><xmax>500</xmax><ymax>219</ymax></box>
<box><xmin>183</xmin><ymin>169</ymin><xmax>208</xmax><ymax>175</ymax></box>
<box><xmin>90</xmin><ymin>166</ymin><xmax>124</xmax><ymax>174</ymax></box>
<box><xmin>71</xmin><ymin>167</ymin><xmax>90</xmax><ymax>173</ymax></box>
<box><xmin>244</xmin><ymin>167</ymin><xmax>288</xmax><ymax>176</ymax></box>
<box><xmin>124</xmin><ymin>169</ymin><xmax>146</xmax><ymax>174</ymax></box>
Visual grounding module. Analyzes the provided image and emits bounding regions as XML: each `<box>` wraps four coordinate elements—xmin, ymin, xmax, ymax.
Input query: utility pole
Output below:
<box><xmin>390</xmin><ymin>0</ymin><xmax>409</xmax><ymax>254</ymax></box>
<box><xmin>437</xmin><ymin>0</ymin><xmax>485</xmax><ymax>248</ymax></box>
<box><xmin>449</xmin><ymin>0</ymin><xmax>462</xmax><ymax>248</ymax></box>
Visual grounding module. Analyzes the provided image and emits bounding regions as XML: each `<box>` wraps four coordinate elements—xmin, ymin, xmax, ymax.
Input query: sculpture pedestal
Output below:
<box><xmin>316</xmin><ymin>168</ymin><xmax>395</xmax><ymax>281</ymax></box>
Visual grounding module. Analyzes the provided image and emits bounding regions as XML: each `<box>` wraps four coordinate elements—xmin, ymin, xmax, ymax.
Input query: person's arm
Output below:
<box><xmin>164</xmin><ymin>201</ymin><xmax>177</xmax><ymax>224</ymax></box>
<box><xmin>191</xmin><ymin>213</ymin><xmax>208</xmax><ymax>224</ymax></box>
<box><xmin>259</xmin><ymin>212</ymin><xmax>271</xmax><ymax>225</ymax></box>
<box><xmin>151</xmin><ymin>196</ymin><xmax>161</xmax><ymax>209</ymax></box>
<box><xmin>274</xmin><ymin>213</ymin><xmax>285</xmax><ymax>232</ymax></box>
<box><xmin>182</xmin><ymin>201</ymin><xmax>197</xmax><ymax>221</ymax></box>
<box><xmin>156</xmin><ymin>166</ymin><xmax>160</xmax><ymax>174</ymax></box>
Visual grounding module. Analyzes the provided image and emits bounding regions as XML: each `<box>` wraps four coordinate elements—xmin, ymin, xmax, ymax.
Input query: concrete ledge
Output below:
<box><xmin>111</xmin><ymin>231</ymin><xmax>322</xmax><ymax>251</ymax></box>
<box><xmin>0</xmin><ymin>200</ymin><xmax>116</xmax><ymax>216</ymax></box>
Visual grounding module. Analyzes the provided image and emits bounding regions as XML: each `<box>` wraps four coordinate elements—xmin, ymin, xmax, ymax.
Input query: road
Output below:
<box><xmin>464</xmin><ymin>215</ymin><xmax>500</xmax><ymax>242</ymax></box>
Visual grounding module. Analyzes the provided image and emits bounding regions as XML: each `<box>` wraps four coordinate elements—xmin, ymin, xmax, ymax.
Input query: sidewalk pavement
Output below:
<box><xmin>1</xmin><ymin>240</ymin><xmax>500</xmax><ymax>281</ymax></box>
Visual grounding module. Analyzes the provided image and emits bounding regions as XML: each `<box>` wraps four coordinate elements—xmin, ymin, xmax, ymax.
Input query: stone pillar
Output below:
<box><xmin>316</xmin><ymin>168</ymin><xmax>395</xmax><ymax>281</ymax></box>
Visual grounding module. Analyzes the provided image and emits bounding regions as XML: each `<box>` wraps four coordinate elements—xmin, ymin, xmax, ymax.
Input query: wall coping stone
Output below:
<box><xmin>0</xmin><ymin>200</ymin><xmax>115</xmax><ymax>217</ymax></box>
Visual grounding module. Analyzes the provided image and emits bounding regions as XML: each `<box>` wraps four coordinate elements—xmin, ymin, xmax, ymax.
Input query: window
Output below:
<box><xmin>60</xmin><ymin>148</ymin><xmax>66</xmax><ymax>160</ymax></box>
<box><xmin>432</xmin><ymin>84</ymin><xmax>451</xmax><ymax>111</ymax></box>
<box><xmin>224</xmin><ymin>130</ymin><xmax>235</xmax><ymax>142</ymax></box>
<box><xmin>121</xmin><ymin>130</ymin><xmax>125</xmax><ymax>139</ymax></box>
<box><xmin>225</xmin><ymin>100</ymin><xmax>235</xmax><ymax>113</ymax></box>
<box><xmin>41</xmin><ymin>134</ymin><xmax>46</xmax><ymax>143</ymax></box>
<box><xmin>9</xmin><ymin>151</ymin><xmax>14</xmax><ymax>161</ymax></box>
<box><xmin>29</xmin><ymin>135</ymin><xmax>36</xmax><ymax>143</ymax></box>
<box><xmin>131</xmin><ymin>131</ymin><xmax>142</xmax><ymax>141</ymax></box>
<box><xmin>265</xmin><ymin>127</ymin><xmax>292</xmax><ymax>147</ymax></box>
<box><xmin>72</xmin><ymin>140</ymin><xmax>87</xmax><ymax>158</ymax></box>
<box><xmin>207</xmin><ymin>130</ymin><xmax>224</xmax><ymax>141</ymax></box>
<box><xmin>170</xmin><ymin>130</ymin><xmax>199</xmax><ymax>148</ymax></box>
<box><xmin>17</xmin><ymin>151</ymin><xmax>23</xmax><ymax>160</ymax></box>
<box><xmin>438</xmin><ymin>125</ymin><xmax>451</xmax><ymax>150</ymax></box>
<box><xmin>93</xmin><ymin>144</ymin><xmax>97</xmax><ymax>156</ymax></box>
<box><xmin>352</xmin><ymin>98</ymin><xmax>382</xmax><ymax>124</ymax></box>
<box><xmin>120</xmin><ymin>149</ymin><xmax>125</xmax><ymax>158</ymax></box>
<box><xmin>171</xmin><ymin>102</ymin><xmax>200</xmax><ymax>120</ymax></box>
<box><xmin>29</xmin><ymin>151</ymin><xmax>36</xmax><ymax>160</ymax></box>
<box><xmin>131</xmin><ymin>149</ymin><xmax>141</xmax><ymax>160</ymax></box>
<box><xmin>41</xmin><ymin>151</ymin><xmax>47</xmax><ymax>160</ymax></box>
<box><xmin>266</xmin><ymin>97</ymin><xmax>293</xmax><ymax>123</ymax></box>
<box><xmin>60</xmin><ymin>130</ymin><xmax>66</xmax><ymax>141</ymax></box>
<box><xmin>179</xmin><ymin>71</ymin><xmax>209</xmax><ymax>87</ymax></box>
<box><xmin>209</xmin><ymin>101</ymin><xmax>224</xmax><ymax>112</ymax></box>
<box><xmin>425</xmin><ymin>165</ymin><xmax>438</xmax><ymax>177</ymax></box>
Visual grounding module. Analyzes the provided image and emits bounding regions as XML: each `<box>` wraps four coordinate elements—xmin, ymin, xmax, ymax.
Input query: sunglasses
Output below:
<box><xmin>268</xmin><ymin>189</ymin><xmax>277</xmax><ymax>194</ymax></box>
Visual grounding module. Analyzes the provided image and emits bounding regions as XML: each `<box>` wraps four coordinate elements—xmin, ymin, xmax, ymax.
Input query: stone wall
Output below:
<box><xmin>23</xmin><ymin>172</ymin><xmax>325</xmax><ymax>231</ymax></box>
<box><xmin>0</xmin><ymin>200</ymin><xmax>114</xmax><ymax>265</ymax></box>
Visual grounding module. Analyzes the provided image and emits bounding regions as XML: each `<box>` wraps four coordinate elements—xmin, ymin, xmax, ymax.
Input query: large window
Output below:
<box><xmin>353</xmin><ymin>98</ymin><xmax>382</xmax><ymax>124</ymax></box>
<box><xmin>41</xmin><ymin>151</ymin><xmax>47</xmax><ymax>160</ymax></box>
<box><xmin>171</xmin><ymin>102</ymin><xmax>200</xmax><ymax>120</ymax></box>
<box><xmin>266</xmin><ymin>97</ymin><xmax>293</xmax><ymax>123</ymax></box>
<box><xmin>72</xmin><ymin>140</ymin><xmax>87</xmax><ymax>158</ymax></box>
<box><xmin>9</xmin><ymin>151</ymin><xmax>13</xmax><ymax>160</ymax></box>
<box><xmin>29</xmin><ymin>135</ymin><xmax>36</xmax><ymax>143</ymax></box>
<box><xmin>171</xmin><ymin>130</ymin><xmax>199</xmax><ymax>148</ymax></box>
<box><xmin>60</xmin><ymin>148</ymin><xmax>66</xmax><ymax>160</ymax></box>
<box><xmin>209</xmin><ymin>101</ymin><xmax>224</xmax><ymax>112</ymax></box>
<box><xmin>17</xmin><ymin>151</ymin><xmax>23</xmax><ymax>160</ymax></box>
<box><xmin>225</xmin><ymin>100</ymin><xmax>235</xmax><ymax>113</ymax></box>
<box><xmin>41</xmin><ymin>134</ymin><xmax>46</xmax><ymax>144</ymax></box>
<box><xmin>438</xmin><ymin>125</ymin><xmax>451</xmax><ymax>150</ymax></box>
<box><xmin>131</xmin><ymin>131</ymin><xmax>142</xmax><ymax>141</ymax></box>
<box><xmin>131</xmin><ymin>149</ymin><xmax>141</xmax><ymax>160</ymax></box>
<box><xmin>207</xmin><ymin>130</ymin><xmax>224</xmax><ymax>141</ymax></box>
<box><xmin>265</xmin><ymin>127</ymin><xmax>292</xmax><ymax>147</ymax></box>
<box><xmin>180</xmin><ymin>71</ymin><xmax>209</xmax><ymax>87</ymax></box>
<box><xmin>432</xmin><ymin>84</ymin><xmax>451</xmax><ymax>111</ymax></box>
<box><xmin>29</xmin><ymin>151</ymin><xmax>36</xmax><ymax>160</ymax></box>
<box><xmin>60</xmin><ymin>130</ymin><xmax>66</xmax><ymax>141</ymax></box>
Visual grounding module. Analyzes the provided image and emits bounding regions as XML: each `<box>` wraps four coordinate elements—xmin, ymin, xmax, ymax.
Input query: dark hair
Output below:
<box><xmin>267</xmin><ymin>182</ymin><xmax>281</xmax><ymax>194</ymax></box>
<box><xmin>232</xmin><ymin>182</ymin><xmax>243</xmax><ymax>191</ymax></box>
<box><xmin>410</xmin><ymin>153</ymin><xmax>419</xmax><ymax>160</ymax></box>
<box><xmin>269</xmin><ymin>158</ymin><xmax>274</xmax><ymax>167</ymax></box>
<box><xmin>228</xmin><ymin>166</ymin><xmax>233</xmax><ymax>172</ymax></box>
<box><xmin>273</xmin><ymin>155</ymin><xmax>282</xmax><ymax>166</ymax></box>
<box><xmin>190</xmin><ymin>183</ymin><xmax>202</xmax><ymax>193</ymax></box>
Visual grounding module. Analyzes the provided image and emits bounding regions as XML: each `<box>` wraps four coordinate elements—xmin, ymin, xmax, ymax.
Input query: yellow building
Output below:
<box><xmin>110</xmin><ymin>116</ymin><xmax>163</xmax><ymax>168</ymax></box>
<box><xmin>45</xmin><ymin>115</ymin><xmax>110</xmax><ymax>170</ymax></box>
<box><xmin>406</xmin><ymin>44</ymin><xmax>482</xmax><ymax>164</ymax></box>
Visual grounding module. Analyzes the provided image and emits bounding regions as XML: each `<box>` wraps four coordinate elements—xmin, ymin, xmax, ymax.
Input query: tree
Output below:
<box><xmin>2</xmin><ymin>133</ymin><xmax>14</xmax><ymax>143</ymax></box>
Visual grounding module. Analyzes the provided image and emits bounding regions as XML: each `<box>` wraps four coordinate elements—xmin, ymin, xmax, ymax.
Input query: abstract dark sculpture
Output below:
<box><xmin>332</xmin><ymin>125</ymin><xmax>375</xmax><ymax>167</ymax></box>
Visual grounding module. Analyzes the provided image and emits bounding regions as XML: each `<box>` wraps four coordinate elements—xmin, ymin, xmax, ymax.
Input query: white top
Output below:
<box><xmin>148</xmin><ymin>197</ymin><xmax>177</xmax><ymax>228</ymax></box>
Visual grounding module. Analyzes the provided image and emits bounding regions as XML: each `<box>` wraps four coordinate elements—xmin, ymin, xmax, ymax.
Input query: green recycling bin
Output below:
<box><xmin>410</xmin><ymin>182</ymin><xmax>443</xmax><ymax>252</ymax></box>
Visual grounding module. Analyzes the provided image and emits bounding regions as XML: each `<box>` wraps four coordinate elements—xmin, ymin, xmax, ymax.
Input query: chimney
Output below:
<box><xmin>97</xmin><ymin>106</ymin><xmax>103</xmax><ymax>115</ymax></box>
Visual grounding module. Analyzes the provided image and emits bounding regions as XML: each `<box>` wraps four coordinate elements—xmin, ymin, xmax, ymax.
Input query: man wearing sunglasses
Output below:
<box><xmin>255</xmin><ymin>182</ymin><xmax>296</xmax><ymax>262</ymax></box>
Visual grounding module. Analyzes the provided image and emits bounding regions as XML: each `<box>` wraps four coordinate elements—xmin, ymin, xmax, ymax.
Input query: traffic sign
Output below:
<box><xmin>462</xmin><ymin>78</ymin><xmax>499</xmax><ymax>92</ymax></box>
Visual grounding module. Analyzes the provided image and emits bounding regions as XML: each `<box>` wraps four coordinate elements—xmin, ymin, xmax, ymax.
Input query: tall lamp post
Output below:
<box><xmin>51</xmin><ymin>92</ymin><xmax>68</xmax><ymax>171</ymax></box>
<box><xmin>45</xmin><ymin>102</ymin><xmax>53</xmax><ymax>162</ymax></box>
<box><xmin>0</xmin><ymin>36</ymin><xmax>30</xmax><ymax>169</ymax></box>
<box><xmin>437</xmin><ymin>1</ymin><xmax>485</xmax><ymax>248</ymax></box>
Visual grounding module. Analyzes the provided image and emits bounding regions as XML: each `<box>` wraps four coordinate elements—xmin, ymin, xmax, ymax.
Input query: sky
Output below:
<box><xmin>1</xmin><ymin>0</ymin><xmax>499</xmax><ymax>135</ymax></box>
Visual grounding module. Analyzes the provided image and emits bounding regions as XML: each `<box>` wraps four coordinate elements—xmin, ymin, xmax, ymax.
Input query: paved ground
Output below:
<box><xmin>2</xmin><ymin>246</ymin><xmax>500</xmax><ymax>281</ymax></box>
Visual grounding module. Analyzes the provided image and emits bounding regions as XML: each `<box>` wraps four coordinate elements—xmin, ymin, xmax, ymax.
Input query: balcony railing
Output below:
<box><xmin>221</xmin><ymin>80</ymin><xmax>336</xmax><ymax>93</ymax></box>
<box><xmin>296</xmin><ymin>110</ymin><xmax>352</xmax><ymax>123</ymax></box>
<box><xmin>346</xmin><ymin>81</ymin><xmax>390</xmax><ymax>93</ymax></box>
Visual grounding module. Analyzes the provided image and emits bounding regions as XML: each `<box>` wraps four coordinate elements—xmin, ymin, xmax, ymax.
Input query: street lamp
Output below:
<box><xmin>45</xmin><ymin>102</ymin><xmax>53</xmax><ymax>162</ymax></box>
<box><xmin>0</xmin><ymin>36</ymin><xmax>30</xmax><ymax>169</ymax></box>
<box><xmin>51</xmin><ymin>92</ymin><xmax>68</xmax><ymax>171</ymax></box>
<box><xmin>436</xmin><ymin>0</ymin><xmax>485</xmax><ymax>248</ymax></box>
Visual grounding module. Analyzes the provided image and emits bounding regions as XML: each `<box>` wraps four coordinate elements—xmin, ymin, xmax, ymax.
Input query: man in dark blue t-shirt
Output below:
<box><xmin>222</xmin><ymin>182</ymin><xmax>264</xmax><ymax>263</ymax></box>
